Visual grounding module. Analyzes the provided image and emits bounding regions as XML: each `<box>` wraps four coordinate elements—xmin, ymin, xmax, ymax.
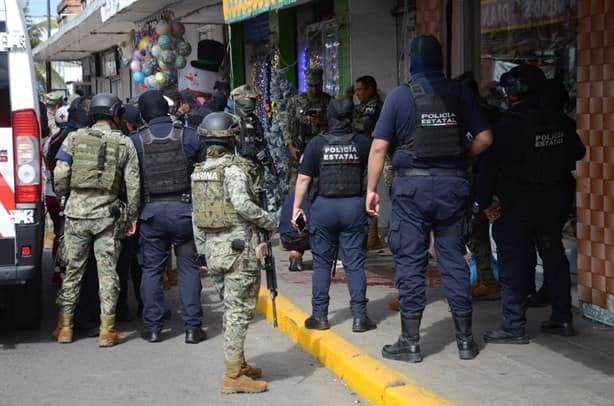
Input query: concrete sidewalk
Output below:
<box><xmin>262</xmin><ymin>243</ymin><xmax>614</xmax><ymax>406</ymax></box>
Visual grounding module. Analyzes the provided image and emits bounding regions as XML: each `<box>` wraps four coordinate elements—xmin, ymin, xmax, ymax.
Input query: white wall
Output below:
<box><xmin>349</xmin><ymin>0</ymin><xmax>398</xmax><ymax>94</ymax></box>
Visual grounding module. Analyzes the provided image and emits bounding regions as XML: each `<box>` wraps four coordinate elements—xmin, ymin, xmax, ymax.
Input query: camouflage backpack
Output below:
<box><xmin>70</xmin><ymin>128</ymin><xmax>122</xmax><ymax>194</ymax></box>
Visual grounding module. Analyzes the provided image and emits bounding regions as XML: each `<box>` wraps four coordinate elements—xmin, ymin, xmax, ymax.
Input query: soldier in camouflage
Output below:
<box><xmin>192</xmin><ymin>112</ymin><xmax>277</xmax><ymax>395</ymax></box>
<box><xmin>44</xmin><ymin>90</ymin><xmax>66</xmax><ymax>138</ymax></box>
<box><xmin>284</xmin><ymin>68</ymin><xmax>332</xmax><ymax>186</ymax></box>
<box><xmin>52</xmin><ymin>93</ymin><xmax>140</xmax><ymax>347</ymax></box>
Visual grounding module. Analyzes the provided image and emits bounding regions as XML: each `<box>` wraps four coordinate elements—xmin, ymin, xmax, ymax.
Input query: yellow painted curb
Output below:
<box><xmin>257</xmin><ymin>287</ymin><xmax>451</xmax><ymax>406</ymax></box>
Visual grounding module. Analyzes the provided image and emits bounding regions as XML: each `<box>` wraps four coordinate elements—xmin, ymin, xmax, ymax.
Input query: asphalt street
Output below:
<box><xmin>0</xmin><ymin>250</ymin><xmax>364</xmax><ymax>406</ymax></box>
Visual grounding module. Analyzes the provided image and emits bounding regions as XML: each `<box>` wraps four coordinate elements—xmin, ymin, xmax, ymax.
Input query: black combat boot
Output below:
<box><xmin>452</xmin><ymin>311</ymin><xmax>479</xmax><ymax>360</ymax></box>
<box><xmin>382</xmin><ymin>312</ymin><xmax>422</xmax><ymax>363</ymax></box>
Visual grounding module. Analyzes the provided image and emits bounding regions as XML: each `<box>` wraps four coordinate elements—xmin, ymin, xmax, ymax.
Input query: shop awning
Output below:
<box><xmin>33</xmin><ymin>0</ymin><xmax>224</xmax><ymax>62</ymax></box>
<box><xmin>223</xmin><ymin>0</ymin><xmax>297</xmax><ymax>23</ymax></box>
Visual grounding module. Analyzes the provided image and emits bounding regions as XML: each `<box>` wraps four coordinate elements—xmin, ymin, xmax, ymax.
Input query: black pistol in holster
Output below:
<box><xmin>258</xmin><ymin>192</ymin><xmax>278</xmax><ymax>328</ymax></box>
<box><xmin>109</xmin><ymin>200</ymin><xmax>128</xmax><ymax>239</ymax></box>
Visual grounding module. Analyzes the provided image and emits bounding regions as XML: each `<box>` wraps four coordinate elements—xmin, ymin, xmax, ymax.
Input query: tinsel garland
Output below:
<box><xmin>263</xmin><ymin>52</ymin><xmax>296</xmax><ymax>211</ymax></box>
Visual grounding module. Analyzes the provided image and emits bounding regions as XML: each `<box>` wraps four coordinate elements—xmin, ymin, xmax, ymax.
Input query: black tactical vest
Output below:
<box><xmin>522</xmin><ymin>112</ymin><xmax>568</xmax><ymax>187</ymax></box>
<box><xmin>237</xmin><ymin>115</ymin><xmax>265</xmax><ymax>162</ymax></box>
<box><xmin>400</xmin><ymin>80</ymin><xmax>464</xmax><ymax>159</ymax></box>
<box><xmin>318</xmin><ymin>133</ymin><xmax>364</xmax><ymax>197</ymax></box>
<box><xmin>139</xmin><ymin>124</ymin><xmax>190</xmax><ymax>201</ymax></box>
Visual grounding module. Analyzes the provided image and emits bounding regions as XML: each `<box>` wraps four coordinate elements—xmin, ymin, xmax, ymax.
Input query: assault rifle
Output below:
<box><xmin>259</xmin><ymin>192</ymin><xmax>279</xmax><ymax>327</ymax></box>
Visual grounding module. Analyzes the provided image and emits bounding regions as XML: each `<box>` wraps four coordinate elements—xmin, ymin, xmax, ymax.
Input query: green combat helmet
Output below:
<box><xmin>306</xmin><ymin>68</ymin><xmax>324</xmax><ymax>86</ymax></box>
<box><xmin>230</xmin><ymin>84</ymin><xmax>260</xmax><ymax>115</ymax></box>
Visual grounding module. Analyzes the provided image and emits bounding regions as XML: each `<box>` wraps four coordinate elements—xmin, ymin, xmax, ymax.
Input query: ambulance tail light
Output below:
<box><xmin>12</xmin><ymin>109</ymin><xmax>41</xmax><ymax>203</ymax></box>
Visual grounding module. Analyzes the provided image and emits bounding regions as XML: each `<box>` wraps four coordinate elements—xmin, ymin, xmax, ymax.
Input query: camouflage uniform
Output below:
<box><xmin>54</xmin><ymin>122</ymin><xmax>141</xmax><ymax>315</ymax></box>
<box><xmin>284</xmin><ymin>70</ymin><xmax>332</xmax><ymax>187</ymax></box>
<box><xmin>44</xmin><ymin>91</ymin><xmax>65</xmax><ymax>138</ymax></box>
<box><xmin>352</xmin><ymin>97</ymin><xmax>382</xmax><ymax>137</ymax></box>
<box><xmin>192</xmin><ymin>153</ymin><xmax>277</xmax><ymax>368</ymax></box>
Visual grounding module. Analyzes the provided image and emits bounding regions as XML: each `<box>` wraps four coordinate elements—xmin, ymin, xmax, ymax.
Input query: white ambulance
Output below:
<box><xmin>0</xmin><ymin>0</ymin><xmax>44</xmax><ymax>328</ymax></box>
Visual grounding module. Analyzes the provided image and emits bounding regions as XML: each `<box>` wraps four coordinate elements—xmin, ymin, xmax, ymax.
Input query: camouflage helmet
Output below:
<box><xmin>230</xmin><ymin>84</ymin><xmax>260</xmax><ymax>114</ymax></box>
<box><xmin>197</xmin><ymin>112</ymin><xmax>240</xmax><ymax>148</ymax></box>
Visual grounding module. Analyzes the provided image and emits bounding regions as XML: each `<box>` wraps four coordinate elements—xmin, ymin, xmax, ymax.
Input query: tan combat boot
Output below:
<box><xmin>98</xmin><ymin>314</ymin><xmax>126</xmax><ymax>347</ymax></box>
<box><xmin>221</xmin><ymin>359</ymin><xmax>267</xmax><ymax>394</ymax></box>
<box><xmin>471</xmin><ymin>270</ymin><xmax>501</xmax><ymax>301</ymax></box>
<box><xmin>388</xmin><ymin>297</ymin><xmax>400</xmax><ymax>311</ymax></box>
<box><xmin>52</xmin><ymin>313</ymin><xmax>74</xmax><ymax>343</ymax></box>
<box><xmin>240</xmin><ymin>356</ymin><xmax>262</xmax><ymax>379</ymax></box>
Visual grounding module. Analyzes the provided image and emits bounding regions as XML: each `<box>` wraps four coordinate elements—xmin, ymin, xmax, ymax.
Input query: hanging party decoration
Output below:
<box><xmin>122</xmin><ymin>9</ymin><xmax>192</xmax><ymax>90</ymax></box>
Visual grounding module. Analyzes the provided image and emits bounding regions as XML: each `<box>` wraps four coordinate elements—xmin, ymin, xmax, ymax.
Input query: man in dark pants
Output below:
<box><xmin>367</xmin><ymin>36</ymin><xmax>493</xmax><ymax>362</ymax></box>
<box><xmin>479</xmin><ymin>65</ymin><xmax>586</xmax><ymax>343</ymax></box>
<box><xmin>116</xmin><ymin>104</ymin><xmax>144</xmax><ymax>321</ymax></box>
<box><xmin>293</xmin><ymin>98</ymin><xmax>376</xmax><ymax>333</ymax></box>
<box><xmin>130</xmin><ymin>90</ymin><xmax>207</xmax><ymax>343</ymax></box>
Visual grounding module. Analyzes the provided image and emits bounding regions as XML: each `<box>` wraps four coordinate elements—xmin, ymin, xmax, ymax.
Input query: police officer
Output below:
<box><xmin>478</xmin><ymin>65</ymin><xmax>586</xmax><ymax>343</ymax></box>
<box><xmin>285</xmin><ymin>69</ymin><xmax>332</xmax><ymax>185</ymax></box>
<box><xmin>352</xmin><ymin>75</ymin><xmax>385</xmax><ymax>251</ymax></box>
<box><xmin>192</xmin><ymin>112</ymin><xmax>277</xmax><ymax>394</ymax></box>
<box><xmin>293</xmin><ymin>97</ymin><xmax>376</xmax><ymax>333</ymax></box>
<box><xmin>53</xmin><ymin>93</ymin><xmax>140</xmax><ymax>347</ymax></box>
<box><xmin>366</xmin><ymin>36</ymin><xmax>493</xmax><ymax>362</ymax></box>
<box><xmin>131</xmin><ymin>90</ymin><xmax>207</xmax><ymax>343</ymax></box>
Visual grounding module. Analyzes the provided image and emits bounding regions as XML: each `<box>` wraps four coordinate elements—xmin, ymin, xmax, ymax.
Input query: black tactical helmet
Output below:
<box><xmin>88</xmin><ymin>93</ymin><xmax>124</xmax><ymax>119</ymax></box>
<box><xmin>197</xmin><ymin>112</ymin><xmax>239</xmax><ymax>147</ymax></box>
<box><xmin>138</xmin><ymin>90</ymin><xmax>169</xmax><ymax>123</ymax></box>
<box><xmin>500</xmin><ymin>64</ymin><xmax>546</xmax><ymax>97</ymax></box>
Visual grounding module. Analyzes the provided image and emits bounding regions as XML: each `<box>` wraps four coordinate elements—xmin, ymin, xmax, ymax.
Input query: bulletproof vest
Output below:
<box><xmin>191</xmin><ymin>158</ymin><xmax>244</xmax><ymax>232</ymax></box>
<box><xmin>139</xmin><ymin>124</ymin><xmax>190</xmax><ymax>201</ymax></box>
<box><xmin>318</xmin><ymin>133</ymin><xmax>364</xmax><ymax>197</ymax></box>
<box><xmin>522</xmin><ymin>111</ymin><xmax>568</xmax><ymax>186</ymax></box>
<box><xmin>71</xmin><ymin>128</ymin><xmax>122</xmax><ymax>194</ymax></box>
<box><xmin>400</xmin><ymin>80</ymin><xmax>464</xmax><ymax>159</ymax></box>
<box><xmin>237</xmin><ymin>115</ymin><xmax>264</xmax><ymax>162</ymax></box>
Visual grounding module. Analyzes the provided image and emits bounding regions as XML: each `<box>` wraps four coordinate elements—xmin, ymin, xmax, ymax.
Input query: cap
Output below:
<box><xmin>230</xmin><ymin>84</ymin><xmax>260</xmax><ymax>99</ymax></box>
<box><xmin>306</xmin><ymin>69</ymin><xmax>324</xmax><ymax>86</ymax></box>
<box><xmin>44</xmin><ymin>90</ymin><xmax>65</xmax><ymax>106</ymax></box>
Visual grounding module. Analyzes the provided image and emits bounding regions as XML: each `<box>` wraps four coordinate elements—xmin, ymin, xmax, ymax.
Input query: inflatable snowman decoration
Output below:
<box><xmin>181</xmin><ymin>40</ymin><xmax>225</xmax><ymax>107</ymax></box>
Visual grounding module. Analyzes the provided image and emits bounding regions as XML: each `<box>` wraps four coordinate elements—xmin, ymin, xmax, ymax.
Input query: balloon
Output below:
<box><xmin>146</xmin><ymin>75</ymin><xmax>160</xmax><ymax>89</ymax></box>
<box><xmin>157</xmin><ymin>35</ymin><xmax>172</xmax><ymax>50</ymax></box>
<box><xmin>138</xmin><ymin>36</ymin><xmax>151</xmax><ymax>51</ymax></box>
<box><xmin>133</xmin><ymin>50</ymin><xmax>143</xmax><ymax>62</ymax></box>
<box><xmin>174</xmin><ymin>55</ymin><xmax>187</xmax><ymax>70</ymax></box>
<box><xmin>155</xmin><ymin>72</ymin><xmax>167</xmax><ymax>85</ymax></box>
<box><xmin>130</xmin><ymin>60</ymin><xmax>142</xmax><ymax>72</ymax></box>
<box><xmin>132</xmin><ymin>71</ymin><xmax>145</xmax><ymax>83</ymax></box>
<box><xmin>171</xmin><ymin>21</ymin><xmax>186</xmax><ymax>37</ymax></box>
<box><xmin>164</xmin><ymin>70</ymin><xmax>176</xmax><ymax>82</ymax></box>
<box><xmin>151</xmin><ymin>45</ymin><xmax>162</xmax><ymax>59</ymax></box>
<box><xmin>175</xmin><ymin>41</ymin><xmax>192</xmax><ymax>57</ymax></box>
<box><xmin>160</xmin><ymin>50</ymin><xmax>176</xmax><ymax>65</ymax></box>
<box><xmin>158</xmin><ymin>60</ymin><xmax>169</xmax><ymax>70</ymax></box>
<box><xmin>156</xmin><ymin>21</ymin><xmax>171</xmax><ymax>36</ymax></box>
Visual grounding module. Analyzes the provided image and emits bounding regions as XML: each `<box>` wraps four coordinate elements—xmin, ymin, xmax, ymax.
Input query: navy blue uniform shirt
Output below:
<box><xmin>129</xmin><ymin>116</ymin><xmax>206</xmax><ymax>173</ymax></box>
<box><xmin>299</xmin><ymin>130</ymin><xmax>372</xmax><ymax>178</ymax></box>
<box><xmin>373</xmin><ymin>71</ymin><xmax>490</xmax><ymax>170</ymax></box>
<box><xmin>477</xmin><ymin>101</ymin><xmax>585</xmax><ymax>208</ymax></box>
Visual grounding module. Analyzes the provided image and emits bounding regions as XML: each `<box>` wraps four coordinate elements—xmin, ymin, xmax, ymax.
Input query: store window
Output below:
<box><xmin>480</xmin><ymin>0</ymin><xmax>577</xmax><ymax>111</ymax></box>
